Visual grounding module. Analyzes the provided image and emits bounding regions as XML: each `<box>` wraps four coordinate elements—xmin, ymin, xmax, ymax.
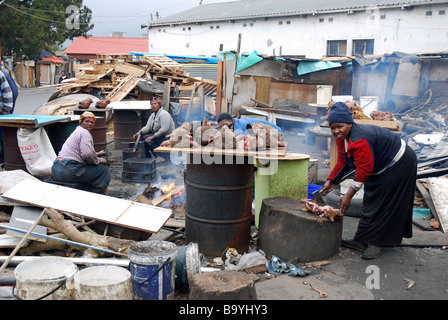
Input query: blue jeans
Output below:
<box><xmin>51</xmin><ymin>159</ymin><xmax>111</xmax><ymax>194</ymax></box>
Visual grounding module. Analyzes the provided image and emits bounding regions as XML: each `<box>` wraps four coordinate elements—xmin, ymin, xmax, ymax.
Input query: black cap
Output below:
<box><xmin>217</xmin><ymin>112</ymin><xmax>233</xmax><ymax>123</ymax></box>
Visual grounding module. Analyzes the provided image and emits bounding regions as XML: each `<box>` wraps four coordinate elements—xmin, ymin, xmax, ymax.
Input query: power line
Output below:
<box><xmin>1</xmin><ymin>1</ymin><xmax>68</xmax><ymax>24</ymax></box>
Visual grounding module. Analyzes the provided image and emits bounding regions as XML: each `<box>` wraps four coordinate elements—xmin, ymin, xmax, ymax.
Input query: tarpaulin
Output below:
<box><xmin>297</xmin><ymin>61</ymin><xmax>341</xmax><ymax>75</ymax></box>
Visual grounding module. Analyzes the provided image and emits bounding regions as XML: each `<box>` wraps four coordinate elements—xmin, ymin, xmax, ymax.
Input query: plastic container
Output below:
<box><xmin>14</xmin><ymin>257</ymin><xmax>78</xmax><ymax>300</ymax></box>
<box><xmin>360</xmin><ymin>96</ymin><xmax>379</xmax><ymax>118</ymax></box>
<box><xmin>128</xmin><ymin>240</ymin><xmax>178</xmax><ymax>300</ymax></box>
<box><xmin>308</xmin><ymin>184</ymin><xmax>322</xmax><ymax>199</ymax></box>
<box><xmin>74</xmin><ymin>266</ymin><xmax>132</xmax><ymax>300</ymax></box>
<box><xmin>175</xmin><ymin>242</ymin><xmax>201</xmax><ymax>293</ymax></box>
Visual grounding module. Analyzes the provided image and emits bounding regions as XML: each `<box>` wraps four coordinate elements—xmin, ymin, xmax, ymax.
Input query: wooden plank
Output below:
<box><xmin>321</xmin><ymin>119</ymin><xmax>400</xmax><ymax>131</ymax></box>
<box><xmin>426</xmin><ymin>178</ymin><xmax>448</xmax><ymax>234</ymax></box>
<box><xmin>2</xmin><ymin>180</ymin><xmax>173</xmax><ymax>234</ymax></box>
<box><xmin>254</xmin><ymin>76</ymin><xmax>271</xmax><ymax>105</ymax></box>
<box><xmin>114</xmin><ymin>62</ymin><xmax>146</xmax><ymax>76</ymax></box>
<box><xmin>151</xmin><ymin>186</ymin><xmax>184</xmax><ymax>206</ymax></box>
<box><xmin>155</xmin><ymin>142</ymin><xmax>288</xmax><ymax>158</ymax></box>
<box><xmin>416</xmin><ymin>180</ymin><xmax>437</xmax><ymax>219</ymax></box>
<box><xmin>106</xmin><ymin>74</ymin><xmax>140</xmax><ymax>102</ymax></box>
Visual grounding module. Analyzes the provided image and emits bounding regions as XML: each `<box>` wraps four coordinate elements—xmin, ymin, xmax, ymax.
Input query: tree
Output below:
<box><xmin>0</xmin><ymin>0</ymin><xmax>93</xmax><ymax>58</ymax></box>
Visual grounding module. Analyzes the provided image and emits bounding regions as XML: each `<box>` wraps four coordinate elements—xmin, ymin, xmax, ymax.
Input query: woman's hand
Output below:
<box><xmin>338</xmin><ymin>194</ymin><xmax>352</xmax><ymax>215</ymax></box>
<box><xmin>98</xmin><ymin>157</ymin><xmax>108</xmax><ymax>165</ymax></box>
<box><xmin>144</xmin><ymin>135</ymin><xmax>154</xmax><ymax>143</ymax></box>
<box><xmin>320</xmin><ymin>179</ymin><xmax>334</xmax><ymax>195</ymax></box>
<box><xmin>132</xmin><ymin>131</ymin><xmax>142</xmax><ymax>142</ymax></box>
<box><xmin>337</xmin><ymin>186</ymin><xmax>356</xmax><ymax>215</ymax></box>
<box><xmin>96</xmin><ymin>150</ymin><xmax>106</xmax><ymax>157</ymax></box>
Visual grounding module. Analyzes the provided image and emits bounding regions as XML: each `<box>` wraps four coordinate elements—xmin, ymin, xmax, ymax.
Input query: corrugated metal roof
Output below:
<box><xmin>145</xmin><ymin>0</ymin><xmax>447</xmax><ymax>26</ymax></box>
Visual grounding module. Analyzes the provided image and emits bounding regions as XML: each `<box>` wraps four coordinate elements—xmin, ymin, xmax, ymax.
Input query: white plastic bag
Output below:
<box><xmin>17</xmin><ymin>127</ymin><xmax>56</xmax><ymax>178</ymax></box>
<box><xmin>224</xmin><ymin>251</ymin><xmax>268</xmax><ymax>271</ymax></box>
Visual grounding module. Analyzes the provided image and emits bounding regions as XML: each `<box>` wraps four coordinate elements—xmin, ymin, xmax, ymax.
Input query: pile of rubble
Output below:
<box><xmin>59</xmin><ymin>53</ymin><xmax>216</xmax><ymax>100</ymax></box>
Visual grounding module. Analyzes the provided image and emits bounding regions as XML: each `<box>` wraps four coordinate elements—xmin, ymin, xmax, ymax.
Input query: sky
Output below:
<box><xmin>82</xmin><ymin>0</ymin><xmax>233</xmax><ymax>38</ymax></box>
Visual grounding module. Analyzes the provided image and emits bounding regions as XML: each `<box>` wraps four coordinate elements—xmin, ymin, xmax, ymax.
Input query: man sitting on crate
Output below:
<box><xmin>133</xmin><ymin>96</ymin><xmax>175</xmax><ymax>158</ymax></box>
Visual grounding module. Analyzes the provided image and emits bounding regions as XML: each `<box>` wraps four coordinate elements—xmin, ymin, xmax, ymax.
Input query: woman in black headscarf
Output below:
<box><xmin>321</xmin><ymin>102</ymin><xmax>417</xmax><ymax>259</ymax></box>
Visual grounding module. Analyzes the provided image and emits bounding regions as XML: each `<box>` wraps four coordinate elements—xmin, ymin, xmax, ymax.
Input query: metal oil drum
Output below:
<box><xmin>184</xmin><ymin>154</ymin><xmax>254</xmax><ymax>257</ymax></box>
<box><xmin>113</xmin><ymin>110</ymin><xmax>141</xmax><ymax>150</ymax></box>
<box><xmin>3</xmin><ymin>126</ymin><xmax>27</xmax><ymax>171</ymax></box>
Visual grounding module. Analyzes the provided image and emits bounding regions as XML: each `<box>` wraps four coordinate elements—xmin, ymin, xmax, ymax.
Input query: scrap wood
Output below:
<box><xmin>426</xmin><ymin>178</ymin><xmax>448</xmax><ymax>234</ymax></box>
<box><xmin>5</xmin><ymin>207</ymin><xmax>133</xmax><ymax>257</ymax></box>
<box><xmin>105</xmin><ymin>74</ymin><xmax>140</xmax><ymax>102</ymax></box>
<box><xmin>136</xmin><ymin>194</ymin><xmax>185</xmax><ymax>229</ymax></box>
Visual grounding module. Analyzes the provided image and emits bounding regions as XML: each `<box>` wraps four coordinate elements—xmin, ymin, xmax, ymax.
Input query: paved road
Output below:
<box><xmin>14</xmin><ymin>86</ymin><xmax>56</xmax><ymax>115</ymax></box>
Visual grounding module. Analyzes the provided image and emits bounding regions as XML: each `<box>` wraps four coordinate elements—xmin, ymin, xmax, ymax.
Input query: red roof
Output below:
<box><xmin>65</xmin><ymin>36</ymin><xmax>148</xmax><ymax>59</ymax></box>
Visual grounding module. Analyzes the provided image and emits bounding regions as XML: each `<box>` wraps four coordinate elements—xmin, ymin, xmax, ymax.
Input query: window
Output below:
<box><xmin>329</xmin><ymin>17</ymin><xmax>333</xmax><ymax>22</ymax></box>
<box><xmin>327</xmin><ymin>40</ymin><xmax>347</xmax><ymax>57</ymax></box>
<box><xmin>286</xmin><ymin>21</ymin><xmax>291</xmax><ymax>24</ymax></box>
<box><xmin>353</xmin><ymin>39</ymin><xmax>374</xmax><ymax>55</ymax></box>
<box><xmin>279</xmin><ymin>21</ymin><xmax>283</xmax><ymax>25</ymax></box>
<box><xmin>319</xmin><ymin>18</ymin><xmax>324</xmax><ymax>23</ymax></box>
<box><xmin>439</xmin><ymin>10</ymin><xmax>446</xmax><ymax>15</ymax></box>
<box><xmin>426</xmin><ymin>10</ymin><xmax>433</xmax><ymax>16</ymax></box>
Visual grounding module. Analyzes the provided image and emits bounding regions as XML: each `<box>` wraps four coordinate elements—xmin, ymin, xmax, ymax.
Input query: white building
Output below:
<box><xmin>142</xmin><ymin>0</ymin><xmax>448</xmax><ymax>58</ymax></box>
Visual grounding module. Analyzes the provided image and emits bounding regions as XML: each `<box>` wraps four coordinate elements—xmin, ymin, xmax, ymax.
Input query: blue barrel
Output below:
<box><xmin>308</xmin><ymin>184</ymin><xmax>322</xmax><ymax>199</ymax></box>
<box><xmin>128</xmin><ymin>240</ymin><xmax>178</xmax><ymax>300</ymax></box>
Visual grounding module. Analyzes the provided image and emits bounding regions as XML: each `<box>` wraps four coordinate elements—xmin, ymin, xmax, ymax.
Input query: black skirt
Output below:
<box><xmin>354</xmin><ymin>145</ymin><xmax>417</xmax><ymax>246</ymax></box>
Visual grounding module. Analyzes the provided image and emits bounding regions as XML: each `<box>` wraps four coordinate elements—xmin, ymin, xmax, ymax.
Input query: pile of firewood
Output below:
<box><xmin>58</xmin><ymin>53</ymin><xmax>217</xmax><ymax>103</ymax></box>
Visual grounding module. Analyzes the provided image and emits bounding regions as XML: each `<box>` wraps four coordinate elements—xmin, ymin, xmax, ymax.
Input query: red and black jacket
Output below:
<box><xmin>328</xmin><ymin>123</ymin><xmax>402</xmax><ymax>184</ymax></box>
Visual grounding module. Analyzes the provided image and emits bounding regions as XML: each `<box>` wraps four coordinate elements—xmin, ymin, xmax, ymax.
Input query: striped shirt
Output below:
<box><xmin>0</xmin><ymin>71</ymin><xmax>13</xmax><ymax>113</ymax></box>
<box><xmin>57</xmin><ymin>126</ymin><xmax>99</xmax><ymax>165</ymax></box>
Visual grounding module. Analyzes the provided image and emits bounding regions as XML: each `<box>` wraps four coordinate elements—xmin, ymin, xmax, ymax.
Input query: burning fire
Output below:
<box><xmin>161</xmin><ymin>181</ymin><xmax>175</xmax><ymax>193</ymax></box>
<box><xmin>160</xmin><ymin>181</ymin><xmax>185</xmax><ymax>202</ymax></box>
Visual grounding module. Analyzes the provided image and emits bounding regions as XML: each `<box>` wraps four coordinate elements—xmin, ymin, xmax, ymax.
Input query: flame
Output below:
<box><xmin>161</xmin><ymin>181</ymin><xmax>175</xmax><ymax>193</ymax></box>
<box><xmin>160</xmin><ymin>181</ymin><xmax>185</xmax><ymax>202</ymax></box>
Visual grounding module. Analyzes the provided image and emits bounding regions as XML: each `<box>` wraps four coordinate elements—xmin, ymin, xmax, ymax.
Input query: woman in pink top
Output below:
<box><xmin>51</xmin><ymin>112</ymin><xmax>111</xmax><ymax>194</ymax></box>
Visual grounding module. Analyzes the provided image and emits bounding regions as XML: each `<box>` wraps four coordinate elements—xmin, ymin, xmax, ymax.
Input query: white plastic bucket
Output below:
<box><xmin>360</xmin><ymin>96</ymin><xmax>379</xmax><ymax>118</ymax></box>
<box><xmin>74</xmin><ymin>266</ymin><xmax>132</xmax><ymax>300</ymax></box>
<box><xmin>14</xmin><ymin>257</ymin><xmax>78</xmax><ymax>300</ymax></box>
<box><xmin>331</xmin><ymin>95</ymin><xmax>353</xmax><ymax>103</ymax></box>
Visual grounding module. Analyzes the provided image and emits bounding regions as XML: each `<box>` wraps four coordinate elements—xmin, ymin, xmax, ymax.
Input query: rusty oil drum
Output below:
<box><xmin>184</xmin><ymin>155</ymin><xmax>254</xmax><ymax>257</ymax></box>
<box><xmin>3</xmin><ymin>126</ymin><xmax>27</xmax><ymax>171</ymax></box>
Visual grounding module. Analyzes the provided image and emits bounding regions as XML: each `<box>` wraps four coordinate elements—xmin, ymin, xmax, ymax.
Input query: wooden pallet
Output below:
<box><xmin>106</xmin><ymin>74</ymin><xmax>140</xmax><ymax>102</ymax></box>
